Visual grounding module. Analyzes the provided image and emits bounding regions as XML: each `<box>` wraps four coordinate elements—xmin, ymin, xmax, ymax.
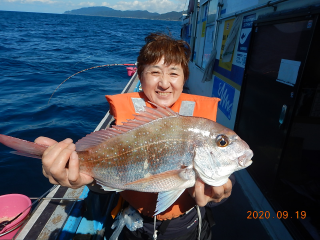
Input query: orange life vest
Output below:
<box><xmin>105</xmin><ymin>92</ymin><xmax>220</xmax><ymax>220</ymax></box>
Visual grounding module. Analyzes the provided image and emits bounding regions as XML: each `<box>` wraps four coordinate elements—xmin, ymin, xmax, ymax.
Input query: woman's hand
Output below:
<box><xmin>188</xmin><ymin>178</ymin><xmax>232</xmax><ymax>206</ymax></box>
<box><xmin>35</xmin><ymin>137</ymin><xmax>94</xmax><ymax>189</ymax></box>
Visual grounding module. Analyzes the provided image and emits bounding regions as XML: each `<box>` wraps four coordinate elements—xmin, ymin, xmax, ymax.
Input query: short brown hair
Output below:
<box><xmin>137</xmin><ymin>33</ymin><xmax>191</xmax><ymax>81</ymax></box>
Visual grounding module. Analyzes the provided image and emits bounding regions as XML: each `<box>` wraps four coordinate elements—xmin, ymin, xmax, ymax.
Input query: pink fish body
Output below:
<box><xmin>0</xmin><ymin>105</ymin><xmax>253</xmax><ymax>214</ymax></box>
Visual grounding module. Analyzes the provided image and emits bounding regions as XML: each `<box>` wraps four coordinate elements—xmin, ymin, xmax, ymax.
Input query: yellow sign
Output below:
<box><xmin>201</xmin><ymin>21</ymin><xmax>206</xmax><ymax>37</ymax></box>
<box><xmin>219</xmin><ymin>19</ymin><xmax>235</xmax><ymax>71</ymax></box>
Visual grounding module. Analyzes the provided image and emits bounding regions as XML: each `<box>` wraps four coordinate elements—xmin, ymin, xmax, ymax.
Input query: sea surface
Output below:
<box><xmin>0</xmin><ymin>11</ymin><xmax>181</xmax><ymax>198</ymax></box>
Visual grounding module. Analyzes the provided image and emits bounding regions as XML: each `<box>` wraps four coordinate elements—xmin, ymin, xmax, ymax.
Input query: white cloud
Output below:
<box><xmin>101</xmin><ymin>2</ymin><xmax>110</xmax><ymax>7</ymax></box>
<box><xmin>102</xmin><ymin>0</ymin><xmax>185</xmax><ymax>14</ymax></box>
<box><xmin>79</xmin><ymin>1</ymin><xmax>96</xmax><ymax>6</ymax></box>
<box><xmin>4</xmin><ymin>0</ymin><xmax>57</xmax><ymax>4</ymax></box>
<box><xmin>25</xmin><ymin>0</ymin><xmax>57</xmax><ymax>3</ymax></box>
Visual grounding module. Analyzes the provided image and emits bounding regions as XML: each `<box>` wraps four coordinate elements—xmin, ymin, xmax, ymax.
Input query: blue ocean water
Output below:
<box><xmin>0</xmin><ymin>11</ymin><xmax>181</xmax><ymax>198</ymax></box>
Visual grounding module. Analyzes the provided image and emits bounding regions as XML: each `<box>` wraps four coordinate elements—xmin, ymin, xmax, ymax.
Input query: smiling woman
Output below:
<box><xmin>137</xmin><ymin>33</ymin><xmax>190</xmax><ymax>80</ymax></box>
<box><xmin>140</xmin><ymin>58</ymin><xmax>185</xmax><ymax>107</ymax></box>
<box><xmin>34</xmin><ymin>32</ymin><xmax>233</xmax><ymax>240</ymax></box>
<box><xmin>137</xmin><ymin>33</ymin><xmax>190</xmax><ymax>107</ymax></box>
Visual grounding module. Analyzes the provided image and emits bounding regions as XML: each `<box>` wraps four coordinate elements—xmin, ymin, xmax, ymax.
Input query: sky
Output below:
<box><xmin>0</xmin><ymin>0</ymin><xmax>187</xmax><ymax>14</ymax></box>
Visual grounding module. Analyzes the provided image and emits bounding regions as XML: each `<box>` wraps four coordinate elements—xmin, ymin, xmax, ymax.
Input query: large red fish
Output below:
<box><xmin>0</xmin><ymin>105</ymin><xmax>253</xmax><ymax>215</ymax></box>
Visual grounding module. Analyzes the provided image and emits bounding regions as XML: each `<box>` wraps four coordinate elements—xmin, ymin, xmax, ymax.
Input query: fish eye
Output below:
<box><xmin>216</xmin><ymin>135</ymin><xmax>229</xmax><ymax>147</ymax></box>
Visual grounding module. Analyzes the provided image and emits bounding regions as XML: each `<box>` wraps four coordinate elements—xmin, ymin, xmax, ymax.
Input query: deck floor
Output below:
<box><xmin>210</xmin><ymin>180</ymin><xmax>272</xmax><ymax>240</ymax></box>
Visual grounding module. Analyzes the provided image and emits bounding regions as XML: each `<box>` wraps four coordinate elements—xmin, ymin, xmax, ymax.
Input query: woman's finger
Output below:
<box><xmin>35</xmin><ymin>136</ymin><xmax>58</xmax><ymax>146</ymax></box>
<box><xmin>223</xmin><ymin>179</ymin><xmax>232</xmax><ymax>194</ymax></box>
<box><xmin>48</xmin><ymin>176</ymin><xmax>60</xmax><ymax>185</ymax></box>
<box><xmin>42</xmin><ymin>139</ymin><xmax>73</xmax><ymax>167</ymax></box>
<box><xmin>208</xmin><ymin>179</ymin><xmax>232</xmax><ymax>202</ymax></box>
<box><xmin>48</xmin><ymin>143</ymin><xmax>75</xmax><ymax>182</ymax></box>
<box><xmin>209</xmin><ymin>185</ymin><xmax>224</xmax><ymax>201</ymax></box>
<box><xmin>193</xmin><ymin>179</ymin><xmax>209</xmax><ymax>207</ymax></box>
<box><xmin>68</xmin><ymin>151</ymin><xmax>94</xmax><ymax>188</ymax></box>
<box><xmin>68</xmin><ymin>151</ymin><xmax>80</xmax><ymax>185</ymax></box>
<box><xmin>42</xmin><ymin>167</ymin><xmax>49</xmax><ymax>178</ymax></box>
<box><xmin>37</xmin><ymin>137</ymin><xmax>91</xmax><ymax>189</ymax></box>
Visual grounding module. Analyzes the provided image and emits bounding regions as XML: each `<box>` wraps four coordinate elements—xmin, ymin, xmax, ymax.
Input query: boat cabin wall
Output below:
<box><xmin>182</xmin><ymin>0</ymin><xmax>320</xmax><ymax>129</ymax></box>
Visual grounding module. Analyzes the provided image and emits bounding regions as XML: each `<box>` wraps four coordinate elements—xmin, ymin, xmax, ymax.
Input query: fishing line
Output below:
<box><xmin>71</xmin><ymin>55</ymin><xmax>94</xmax><ymax>68</ymax></box>
<box><xmin>71</xmin><ymin>50</ymin><xmax>106</xmax><ymax>68</ymax></box>
<box><xmin>48</xmin><ymin>63</ymin><xmax>136</xmax><ymax>104</ymax></box>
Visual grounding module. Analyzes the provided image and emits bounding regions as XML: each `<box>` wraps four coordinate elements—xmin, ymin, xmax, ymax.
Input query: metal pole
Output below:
<box><xmin>190</xmin><ymin>0</ymin><xmax>199</xmax><ymax>61</ymax></box>
<box><xmin>29</xmin><ymin>197</ymin><xmax>84</xmax><ymax>200</ymax></box>
<box><xmin>211</xmin><ymin>1</ymin><xmax>224</xmax><ymax>56</ymax></box>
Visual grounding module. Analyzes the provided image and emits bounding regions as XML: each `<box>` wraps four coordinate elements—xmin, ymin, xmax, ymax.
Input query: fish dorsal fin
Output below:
<box><xmin>75</xmin><ymin>103</ymin><xmax>178</xmax><ymax>151</ymax></box>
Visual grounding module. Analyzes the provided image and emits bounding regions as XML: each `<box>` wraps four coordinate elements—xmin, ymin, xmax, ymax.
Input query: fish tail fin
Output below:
<box><xmin>0</xmin><ymin>134</ymin><xmax>48</xmax><ymax>159</ymax></box>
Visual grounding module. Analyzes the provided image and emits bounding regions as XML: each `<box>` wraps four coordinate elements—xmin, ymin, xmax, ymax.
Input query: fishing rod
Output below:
<box><xmin>0</xmin><ymin>185</ymin><xmax>59</xmax><ymax>232</ymax></box>
<box><xmin>48</xmin><ymin>63</ymin><xmax>137</xmax><ymax>104</ymax></box>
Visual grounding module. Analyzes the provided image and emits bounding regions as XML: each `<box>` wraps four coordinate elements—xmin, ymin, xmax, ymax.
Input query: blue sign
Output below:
<box><xmin>237</xmin><ymin>14</ymin><xmax>256</xmax><ymax>53</ymax></box>
<box><xmin>212</xmin><ymin>76</ymin><xmax>235</xmax><ymax>120</ymax></box>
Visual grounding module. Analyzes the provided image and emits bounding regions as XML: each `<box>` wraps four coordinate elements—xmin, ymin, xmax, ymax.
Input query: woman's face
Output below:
<box><xmin>140</xmin><ymin>57</ymin><xmax>185</xmax><ymax>107</ymax></box>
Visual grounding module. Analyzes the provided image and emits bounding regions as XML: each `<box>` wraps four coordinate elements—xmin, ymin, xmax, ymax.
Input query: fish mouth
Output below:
<box><xmin>237</xmin><ymin>150</ymin><xmax>253</xmax><ymax>167</ymax></box>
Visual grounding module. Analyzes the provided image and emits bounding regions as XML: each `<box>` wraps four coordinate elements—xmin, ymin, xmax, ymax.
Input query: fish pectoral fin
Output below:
<box><xmin>124</xmin><ymin>169</ymin><xmax>194</xmax><ymax>191</ymax></box>
<box><xmin>100</xmin><ymin>186</ymin><xmax>123</xmax><ymax>192</ymax></box>
<box><xmin>154</xmin><ymin>189</ymin><xmax>185</xmax><ymax>216</ymax></box>
<box><xmin>95</xmin><ymin>179</ymin><xmax>123</xmax><ymax>192</ymax></box>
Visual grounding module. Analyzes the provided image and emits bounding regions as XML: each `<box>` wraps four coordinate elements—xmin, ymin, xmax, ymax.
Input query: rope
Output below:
<box><xmin>153</xmin><ymin>215</ymin><xmax>158</xmax><ymax>240</ymax></box>
<box><xmin>196</xmin><ymin>205</ymin><xmax>201</xmax><ymax>240</ymax></box>
<box><xmin>48</xmin><ymin>63</ymin><xmax>136</xmax><ymax>104</ymax></box>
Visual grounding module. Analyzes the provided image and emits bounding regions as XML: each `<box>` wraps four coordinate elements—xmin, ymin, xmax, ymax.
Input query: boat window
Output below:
<box><xmin>200</xmin><ymin>0</ymin><xmax>217</xmax><ymax>68</ymax></box>
<box><xmin>201</xmin><ymin>24</ymin><xmax>215</xmax><ymax>68</ymax></box>
<box><xmin>207</xmin><ymin>0</ymin><xmax>218</xmax><ymax>23</ymax></box>
<box><xmin>192</xmin><ymin>0</ymin><xmax>217</xmax><ymax>69</ymax></box>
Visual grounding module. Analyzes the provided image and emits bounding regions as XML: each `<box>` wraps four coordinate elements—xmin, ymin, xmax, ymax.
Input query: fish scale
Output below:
<box><xmin>0</xmin><ymin>105</ymin><xmax>253</xmax><ymax>215</ymax></box>
<box><xmin>80</xmin><ymin>117</ymin><xmax>195</xmax><ymax>190</ymax></box>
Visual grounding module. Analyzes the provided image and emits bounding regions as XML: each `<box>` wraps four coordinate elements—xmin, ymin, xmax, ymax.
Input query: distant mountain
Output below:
<box><xmin>64</xmin><ymin>7</ymin><xmax>183</xmax><ymax>21</ymax></box>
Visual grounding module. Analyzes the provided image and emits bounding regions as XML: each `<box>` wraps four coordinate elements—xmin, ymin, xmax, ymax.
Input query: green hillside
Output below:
<box><xmin>64</xmin><ymin>6</ymin><xmax>183</xmax><ymax>21</ymax></box>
